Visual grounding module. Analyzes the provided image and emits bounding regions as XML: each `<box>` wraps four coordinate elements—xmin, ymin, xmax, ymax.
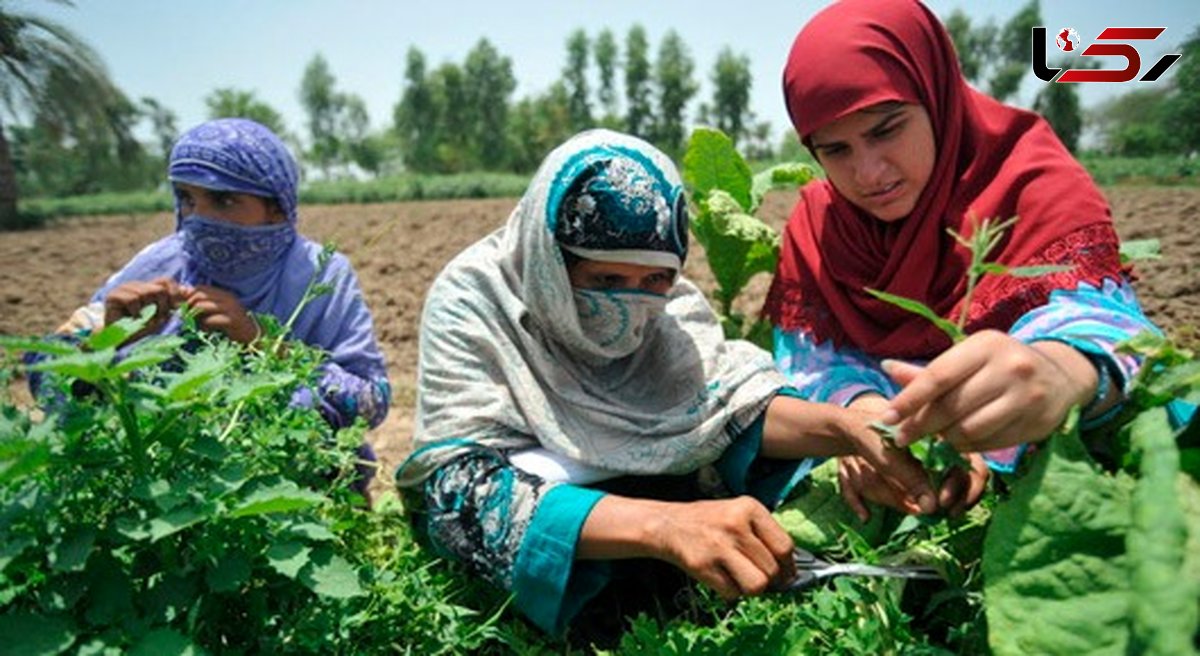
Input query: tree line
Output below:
<box><xmin>2</xmin><ymin>1</ymin><xmax>1198</xmax><ymax>230</ymax></box>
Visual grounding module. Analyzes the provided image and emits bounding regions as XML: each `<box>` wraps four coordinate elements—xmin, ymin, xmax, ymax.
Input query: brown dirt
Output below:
<box><xmin>2</xmin><ymin>186</ymin><xmax>1197</xmax><ymax>484</ymax></box>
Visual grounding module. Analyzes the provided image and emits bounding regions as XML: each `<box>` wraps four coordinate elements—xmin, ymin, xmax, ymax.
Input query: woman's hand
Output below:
<box><xmin>102</xmin><ymin>277</ymin><xmax>188</xmax><ymax>344</ymax></box>
<box><xmin>881</xmin><ymin>331</ymin><xmax>1098</xmax><ymax>453</ymax></box>
<box><xmin>184</xmin><ymin>285</ymin><xmax>260</xmax><ymax>345</ymax></box>
<box><xmin>837</xmin><ymin>394</ymin><xmax>937</xmax><ymax>519</ymax></box>
<box><xmin>578</xmin><ymin>495</ymin><xmax>796</xmax><ymax>600</ymax></box>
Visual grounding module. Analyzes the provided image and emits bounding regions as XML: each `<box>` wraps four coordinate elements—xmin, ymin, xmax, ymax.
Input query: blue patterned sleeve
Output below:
<box><xmin>291</xmin><ymin>362</ymin><xmax>391</xmax><ymax>430</ymax></box>
<box><xmin>417</xmin><ymin>449</ymin><xmax>609</xmax><ymax>636</ymax></box>
<box><xmin>1009</xmin><ymin>279</ymin><xmax>1157</xmax><ymax>422</ymax></box>
<box><xmin>773</xmin><ymin>327</ymin><xmax>898</xmax><ymax>406</ymax></box>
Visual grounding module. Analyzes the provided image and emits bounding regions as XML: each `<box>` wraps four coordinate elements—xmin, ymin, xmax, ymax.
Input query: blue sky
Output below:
<box><xmin>29</xmin><ymin>1</ymin><xmax>1199</xmax><ymax>143</ymax></box>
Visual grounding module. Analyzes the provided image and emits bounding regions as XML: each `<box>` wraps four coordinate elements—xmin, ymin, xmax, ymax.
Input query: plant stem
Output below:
<box><xmin>110</xmin><ymin>383</ymin><xmax>148</xmax><ymax>476</ymax></box>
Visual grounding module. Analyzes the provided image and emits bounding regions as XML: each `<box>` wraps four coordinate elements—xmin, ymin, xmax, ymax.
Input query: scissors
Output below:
<box><xmin>785</xmin><ymin>547</ymin><xmax>943</xmax><ymax>591</ymax></box>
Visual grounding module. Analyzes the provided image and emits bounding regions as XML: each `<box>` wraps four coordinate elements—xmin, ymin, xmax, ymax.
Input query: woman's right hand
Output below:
<box><xmin>102</xmin><ymin>277</ymin><xmax>189</xmax><ymax>344</ymax></box>
<box><xmin>578</xmin><ymin>495</ymin><xmax>796</xmax><ymax>601</ymax></box>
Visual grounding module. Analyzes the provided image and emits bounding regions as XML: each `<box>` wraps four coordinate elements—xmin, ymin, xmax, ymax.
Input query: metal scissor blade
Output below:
<box><xmin>785</xmin><ymin>548</ymin><xmax>943</xmax><ymax>591</ymax></box>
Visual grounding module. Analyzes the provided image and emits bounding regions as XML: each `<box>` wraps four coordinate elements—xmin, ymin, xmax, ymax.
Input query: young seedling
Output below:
<box><xmin>866</xmin><ymin>216</ymin><xmax>1072</xmax><ymax>483</ymax></box>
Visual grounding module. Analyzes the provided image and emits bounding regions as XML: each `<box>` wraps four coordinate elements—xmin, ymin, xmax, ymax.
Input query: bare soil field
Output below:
<box><xmin>2</xmin><ymin>187</ymin><xmax>1197</xmax><ymax>480</ymax></box>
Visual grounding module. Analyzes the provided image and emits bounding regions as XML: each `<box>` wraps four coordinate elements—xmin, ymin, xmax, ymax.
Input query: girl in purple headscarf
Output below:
<box><xmin>37</xmin><ymin>118</ymin><xmax>390</xmax><ymax>430</ymax></box>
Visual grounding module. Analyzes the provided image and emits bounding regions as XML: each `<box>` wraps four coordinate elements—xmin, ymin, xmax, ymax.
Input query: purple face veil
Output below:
<box><xmin>91</xmin><ymin>118</ymin><xmax>388</xmax><ymax>384</ymax></box>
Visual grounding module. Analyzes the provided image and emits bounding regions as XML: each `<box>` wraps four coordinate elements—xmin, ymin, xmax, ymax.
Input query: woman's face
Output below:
<box><xmin>567</xmin><ymin>259</ymin><xmax>676</xmax><ymax>295</ymax></box>
<box><xmin>809</xmin><ymin>102</ymin><xmax>935</xmax><ymax>222</ymax></box>
<box><xmin>175</xmin><ymin>183</ymin><xmax>284</xmax><ymax>226</ymax></box>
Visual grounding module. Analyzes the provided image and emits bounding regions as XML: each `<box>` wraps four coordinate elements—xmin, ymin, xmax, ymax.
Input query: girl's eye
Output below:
<box><xmin>819</xmin><ymin>144</ymin><xmax>848</xmax><ymax>159</ymax></box>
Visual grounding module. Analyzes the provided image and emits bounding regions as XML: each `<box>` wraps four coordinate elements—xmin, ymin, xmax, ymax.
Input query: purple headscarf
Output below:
<box><xmin>92</xmin><ymin>118</ymin><xmax>387</xmax><ymax>383</ymax></box>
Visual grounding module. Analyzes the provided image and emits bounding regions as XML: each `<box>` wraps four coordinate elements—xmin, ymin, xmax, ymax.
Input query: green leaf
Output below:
<box><xmin>85</xmin><ymin>305</ymin><xmax>156</xmax><ymax>351</ymax></box>
<box><xmin>287</xmin><ymin>522</ymin><xmax>336</xmax><ymax>542</ymax></box>
<box><xmin>682</xmin><ymin>127</ymin><xmax>753</xmax><ymax>211</ymax></box>
<box><xmin>28</xmin><ymin>349</ymin><xmax>115</xmax><ymax>384</ymax></box>
<box><xmin>267</xmin><ymin>541</ymin><xmax>312</xmax><ymax>579</ymax></box>
<box><xmin>129</xmin><ymin>628</ymin><xmax>206</xmax><ymax>656</ymax></box>
<box><xmin>84</xmin><ymin>557</ymin><xmax>135</xmax><ymax>626</ymax></box>
<box><xmin>749</xmin><ymin>162</ymin><xmax>814</xmax><ymax>213</ymax></box>
<box><xmin>1006</xmin><ymin>264</ymin><xmax>1074</xmax><ymax>278</ymax></box>
<box><xmin>299</xmin><ymin>547</ymin><xmax>363</xmax><ymax>599</ymax></box>
<box><xmin>162</xmin><ymin>350</ymin><xmax>231</xmax><ymax>401</ymax></box>
<box><xmin>1126</xmin><ymin>407</ymin><xmax>1197</xmax><ymax>654</ymax></box>
<box><xmin>0</xmin><ymin>438</ymin><xmax>50</xmax><ymax>486</ymax></box>
<box><xmin>0</xmin><ymin>613</ymin><xmax>76</xmax><ymax>655</ymax></box>
<box><xmin>144</xmin><ymin>505</ymin><xmax>211</xmax><ymax>542</ymax></box>
<box><xmin>222</xmin><ymin>373</ymin><xmax>297</xmax><ymax>405</ymax></box>
<box><xmin>983</xmin><ymin>426</ymin><xmax>1135</xmax><ymax>655</ymax></box>
<box><xmin>1119</xmin><ymin>238</ymin><xmax>1162</xmax><ymax>264</ymax></box>
<box><xmin>864</xmin><ymin>288</ymin><xmax>966</xmax><ymax>343</ymax></box>
<box><xmin>976</xmin><ymin>262</ymin><xmax>1009</xmax><ymax>276</ymax></box>
<box><xmin>692</xmin><ymin>191</ymin><xmax>780</xmax><ymax>306</ymax></box>
<box><xmin>0</xmin><ymin>536</ymin><xmax>35</xmax><ymax>575</ymax></box>
<box><xmin>109</xmin><ymin>336</ymin><xmax>187</xmax><ymax>376</ymax></box>
<box><xmin>773</xmin><ymin>460</ymin><xmax>888</xmax><ymax>552</ymax></box>
<box><xmin>229</xmin><ymin>481</ymin><xmax>326</xmax><ymax>518</ymax></box>
<box><xmin>50</xmin><ymin>528</ymin><xmax>95</xmax><ymax>573</ymax></box>
<box><xmin>0</xmin><ymin>336</ymin><xmax>78</xmax><ymax>357</ymax></box>
<box><xmin>205</xmin><ymin>551</ymin><xmax>251</xmax><ymax>593</ymax></box>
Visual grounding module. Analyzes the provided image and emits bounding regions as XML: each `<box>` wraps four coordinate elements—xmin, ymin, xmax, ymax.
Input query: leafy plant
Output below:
<box><xmin>682</xmin><ymin>127</ymin><xmax>814</xmax><ymax>347</ymax></box>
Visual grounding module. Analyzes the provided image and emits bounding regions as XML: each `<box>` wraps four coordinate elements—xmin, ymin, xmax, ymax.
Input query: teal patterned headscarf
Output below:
<box><xmin>551</xmin><ymin>143</ymin><xmax>689</xmax><ymax>271</ymax></box>
<box><xmin>400</xmin><ymin>129</ymin><xmax>786</xmax><ymax>487</ymax></box>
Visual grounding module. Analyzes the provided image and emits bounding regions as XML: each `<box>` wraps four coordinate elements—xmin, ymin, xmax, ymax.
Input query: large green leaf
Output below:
<box><xmin>749</xmin><ymin>162</ymin><xmax>814</xmax><ymax>214</ymax></box>
<box><xmin>27</xmin><ymin>349</ymin><xmax>115</xmax><ymax>384</ymax></box>
<box><xmin>205</xmin><ymin>551</ymin><xmax>251</xmax><ymax>593</ymax></box>
<box><xmin>129</xmin><ymin>628</ymin><xmax>206</xmax><ymax>656</ymax></box>
<box><xmin>0</xmin><ymin>437</ymin><xmax>50</xmax><ymax>486</ymax></box>
<box><xmin>682</xmin><ymin>127</ymin><xmax>752</xmax><ymax>212</ymax></box>
<box><xmin>228</xmin><ymin>481</ymin><xmax>326</xmax><ymax>518</ymax></box>
<box><xmin>50</xmin><ymin>527</ymin><xmax>95</xmax><ymax>573</ymax></box>
<box><xmin>109</xmin><ymin>336</ymin><xmax>187</xmax><ymax>376</ymax></box>
<box><xmin>85</xmin><ymin>305</ymin><xmax>156</xmax><ymax>351</ymax></box>
<box><xmin>0</xmin><ymin>613</ymin><xmax>76</xmax><ymax>655</ymax></box>
<box><xmin>267</xmin><ymin>541</ymin><xmax>312</xmax><ymax>579</ymax></box>
<box><xmin>1127</xmin><ymin>407</ymin><xmax>1197</xmax><ymax>655</ymax></box>
<box><xmin>773</xmin><ymin>460</ymin><xmax>888</xmax><ymax>552</ymax></box>
<box><xmin>983</xmin><ymin>427</ymin><xmax>1135</xmax><ymax>655</ymax></box>
<box><xmin>0</xmin><ymin>336</ymin><xmax>77</xmax><ymax>357</ymax></box>
<box><xmin>299</xmin><ymin>547</ymin><xmax>364</xmax><ymax>599</ymax></box>
<box><xmin>222</xmin><ymin>372</ymin><xmax>298</xmax><ymax>405</ymax></box>
<box><xmin>693</xmin><ymin>190</ymin><xmax>780</xmax><ymax>309</ymax></box>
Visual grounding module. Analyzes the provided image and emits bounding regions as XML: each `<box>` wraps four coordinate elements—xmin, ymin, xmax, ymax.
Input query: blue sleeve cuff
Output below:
<box><xmin>512</xmin><ymin>484</ymin><xmax>609</xmax><ymax>636</ymax></box>
<box><xmin>715</xmin><ymin>387</ymin><xmax>823</xmax><ymax>509</ymax></box>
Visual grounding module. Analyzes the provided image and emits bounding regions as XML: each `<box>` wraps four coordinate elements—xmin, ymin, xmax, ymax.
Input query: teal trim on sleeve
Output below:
<box><xmin>716</xmin><ymin>387</ymin><xmax>822</xmax><ymax>510</ymax></box>
<box><xmin>512</xmin><ymin>484</ymin><xmax>610</xmax><ymax>636</ymax></box>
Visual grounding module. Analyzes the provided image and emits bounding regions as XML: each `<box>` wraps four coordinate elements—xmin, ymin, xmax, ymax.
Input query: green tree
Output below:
<box><xmin>624</xmin><ymin>25</ymin><xmax>653</xmax><ymax>139</ymax></box>
<box><xmin>298</xmin><ymin>53</ymin><xmax>374</xmax><ymax>177</ymax></box>
<box><xmin>651</xmin><ymin>30</ymin><xmax>698</xmax><ymax>158</ymax></box>
<box><xmin>429</xmin><ymin>62</ymin><xmax>470</xmax><ymax>172</ymax></box>
<box><xmin>507</xmin><ymin>82</ymin><xmax>572</xmax><ymax>172</ymax></box>
<box><xmin>299</xmin><ymin>54</ymin><xmax>341</xmax><ymax>176</ymax></box>
<box><xmin>0</xmin><ymin>3</ymin><xmax>137</xmax><ymax>228</ymax></box>
<box><xmin>989</xmin><ymin>0</ymin><xmax>1041</xmax><ymax>101</ymax></box>
<box><xmin>139</xmin><ymin>97</ymin><xmax>178</xmax><ymax>162</ymax></box>
<box><xmin>941</xmin><ymin>1</ymin><xmax>1038</xmax><ymax>103</ymax></box>
<box><xmin>204</xmin><ymin>88</ymin><xmax>287</xmax><ymax>137</ymax></box>
<box><xmin>1091</xmin><ymin>88</ymin><xmax>1173</xmax><ymax>156</ymax></box>
<box><xmin>463</xmin><ymin>38</ymin><xmax>516</xmax><ymax>170</ymax></box>
<box><xmin>393</xmin><ymin>47</ymin><xmax>438</xmax><ymax>172</ymax></box>
<box><xmin>563</xmin><ymin>29</ymin><xmax>592</xmax><ymax>131</ymax></box>
<box><xmin>709</xmin><ymin>47</ymin><xmax>753</xmax><ymax>147</ymax></box>
<box><xmin>1033</xmin><ymin>66</ymin><xmax>1083</xmax><ymax>152</ymax></box>
<box><xmin>1168</xmin><ymin>26</ymin><xmax>1200</xmax><ymax>154</ymax></box>
<box><xmin>594</xmin><ymin>28</ymin><xmax>620</xmax><ymax>125</ymax></box>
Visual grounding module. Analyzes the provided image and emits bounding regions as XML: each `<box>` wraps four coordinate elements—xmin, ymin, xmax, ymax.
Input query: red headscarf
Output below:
<box><xmin>763</xmin><ymin>0</ymin><xmax>1123</xmax><ymax>360</ymax></box>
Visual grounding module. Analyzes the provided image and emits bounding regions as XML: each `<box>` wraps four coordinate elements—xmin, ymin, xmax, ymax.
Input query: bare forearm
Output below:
<box><xmin>576</xmin><ymin>495</ymin><xmax>667</xmax><ymax>561</ymax></box>
<box><xmin>760</xmin><ymin>395</ymin><xmax>860</xmax><ymax>459</ymax></box>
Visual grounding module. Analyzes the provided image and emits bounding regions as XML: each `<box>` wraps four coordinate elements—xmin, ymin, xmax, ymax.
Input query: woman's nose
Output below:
<box><xmin>853</xmin><ymin>149</ymin><xmax>889</xmax><ymax>188</ymax></box>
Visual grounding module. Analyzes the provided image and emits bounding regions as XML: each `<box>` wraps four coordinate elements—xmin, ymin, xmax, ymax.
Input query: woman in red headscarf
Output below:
<box><xmin>764</xmin><ymin>0</ymin><xmax>1160</xmax><ymax>518</ymax></box>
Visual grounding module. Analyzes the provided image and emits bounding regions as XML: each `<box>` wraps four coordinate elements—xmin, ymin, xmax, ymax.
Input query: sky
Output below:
<box><xmin>26</xmin><ymin>0</ymin><xmax>1200</xmax><ymax>145</ymax></box>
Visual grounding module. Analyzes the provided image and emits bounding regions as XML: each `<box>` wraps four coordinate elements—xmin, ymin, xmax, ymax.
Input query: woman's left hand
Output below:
<box><xmin>882</xmin><ymin>330</ymin><xmax>1097</xmax><ymax>452</ymax></box>
<box><xmin>935</xmin><ymin>453</ymin><xmax>990</xmax><ymax>517</ymax></box>
<box><xmin>184</xmin><ymin>285</ymin><xmax>260</xmax><ymax>345</ymax></box>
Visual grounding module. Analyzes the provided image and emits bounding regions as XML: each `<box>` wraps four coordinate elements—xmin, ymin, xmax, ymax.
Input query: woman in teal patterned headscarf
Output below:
<box><xmin>398</xmin><ymin>129</ymin><xmax>932</xmax><ymax>638</ymax></box>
